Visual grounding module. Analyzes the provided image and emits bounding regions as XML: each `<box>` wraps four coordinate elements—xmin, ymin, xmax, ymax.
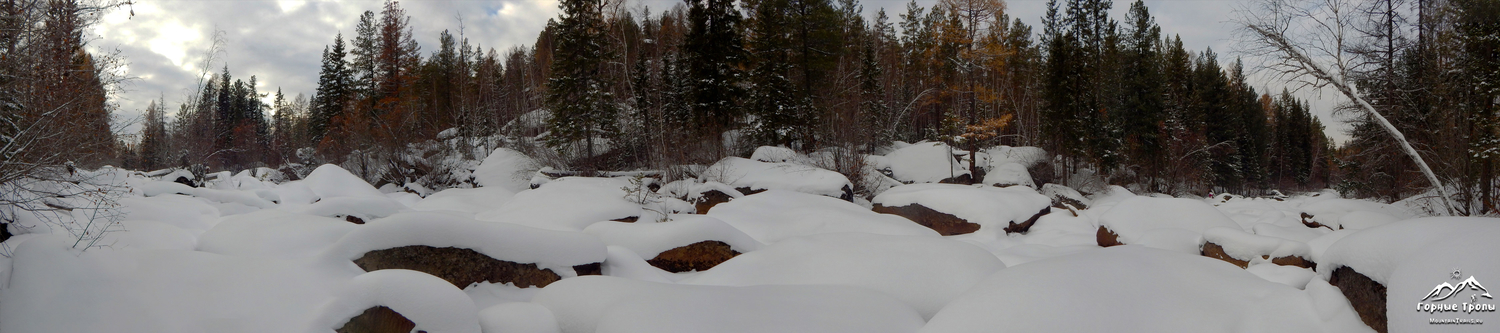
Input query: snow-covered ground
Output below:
<box><xmin>0</xmin><ymin>146</ymin><xmax>1494</xmax><ymax>333</ymax></box>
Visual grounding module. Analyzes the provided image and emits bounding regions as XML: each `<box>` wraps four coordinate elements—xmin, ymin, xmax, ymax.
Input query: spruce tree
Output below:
<box><xmin>1120</xmin><ymin>0</ymin><xmax>1163</xmax><ymax>186</ymax></box>
<box><xmin>311</xmin><ymin>34</ymin><xmax>350</xmax><ymax>143</ymax></box>
<box><xmin>683</xmin><ymin>0</ymin><xmax>747</xmax><ymax>141</ymax></box>
<box><xmin>545</xmin><ymin>0</ymin><xmax>618</xmax><ymax>166</ymax></box>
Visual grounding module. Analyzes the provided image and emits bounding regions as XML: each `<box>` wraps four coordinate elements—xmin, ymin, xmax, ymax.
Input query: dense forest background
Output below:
<box><xmin>4</xmin><ymin>0</ymin><xmax>1498</xmax><ymax>214</ymax></box>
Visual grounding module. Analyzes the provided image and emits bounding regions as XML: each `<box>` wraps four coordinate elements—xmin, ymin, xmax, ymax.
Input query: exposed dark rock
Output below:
<box><xmin>611</xmin><ymin>216</ymin><xmax>639</xmax><ymax>223</ymax></box>
<box><xmin>1096</xmin><ymin>226</ymin><xmax>1124</xmax><ymax>247</ymax></box>
<box><xmin>354</xmin><ymin>245</ymin><xmax>579</xmax><ymax>288</ymax></box>
<box><xmin>1201</xmin><ymin>241</ymin><xmax>1320</xmax><ymax>270</ymax></box>
<box><xmin>872</xmin><ymin>203</ymin><xmax>981</xmax><ymax>236</ymax></box>
<box><xmin>0</xmin><ymin>223</ymin><xmax>10</xmax><ymax>243</ymax></box>
<box><xmin>572</xmin><ymin>262</ymin><xmax>602</xmax><ymax>276</ymax></box>
<box><xmin>1328</xmin><ymin>266</ymin><xmax>1387</xmax><ymax>333</ymax></box>
<box><xmin>1270</xmin><ymin>255</ymin><xmax>1316</xmax><ymax>269</ymax></box>
<box><xmin>734</xmin><ymin>187</ymin><xmax>767</xmax><ymax>196</ymax></box>
<box><xmin>646</xmin><ymin>240</ymin><xmax>742</xmax><ymax>273</ymax></box>
<box><xmin>345</xmin><ymin>215</ymin><xmax>366</xmax><ymax>224</ymax></box>
<box><xmin>1301</xmin><ymin>212</ymin><xmax>1334</xmax><ymax>230</ymax></box>
<box><xmin>693</xmin><ymin>189</ymin><xmax>736</xmax><ymax>214</ymax></box>
<box><xmin>1003</xmin><ymin>207</ymin><xmax>1051</xmax><ymax>234</ymax></box>
<box><xmin>335</xmin><ymin>306</ymin><xmax>420</xmax><ymax>333</ymax></box>
<box><xmin>937</xmin><ymin>174</ymin><xmax>975</xmax><ymax>185</ymax></box>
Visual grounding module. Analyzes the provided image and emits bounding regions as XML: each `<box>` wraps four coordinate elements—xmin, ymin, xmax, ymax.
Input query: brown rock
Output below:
<box><xmin>345</xmin><ymin>215</ymin><xmax>366</xmax><ymax>224</ymax></box>
<box><xmin>1003</xmin><ymin>207</ymin><xmax>1052</xmax><ymax>234</ymax></box>
<box><xmin>646</xmin><ymin>240</ymin><xmax>742</xmax><ymax>273</ymax></box>
<box><xmin>1329</xmin><ymin>266</ymin><xmax>1387</xmax><ymax>333</ymax></box>
<box><xmin>611</xmin><ymin>216</ymin><xmax>639</xmax><ymax>223</ymax></box>
<box><xmin>573</xmin><ymin>262</ymin><xmax>602</xmax><ymax>276</ymax></box>
<box><xmin>1201</xmin><ymin>241</ymin><xmax>1319</xmax><ymax>269</ymax></box>
<box><xmin>1200</xmin><ymin>241</ymin><xmax>1251</xmax><ymax>268</ymax></box>
<box><xmin>336</xmin><ymin>306</ymin><xmax>420</xmax><ymax>333</ymax></box>
<box><xmin>354</xmin><ymin>245</ymin><xmax>598</xmax><ymax>288</ymax></box>
<box><xmin>734</xmin><ymin>187</ymin><xmax>767</xmax><ymax>196</ymax></box>
<box><xmin>1097</xmin><ymin>226</ymin><xmax>1124</xmax><ymax>247</ymax></box>
<box><xmin>1301</xmin><ymin>212</ymin><xmax>1334</xmax><ymax>230</ymax></box>
<box><xmin>693</xmin><ymin>189</ymin><xmax>736</xmax><ymax>214</ymax></box>
<box><xmin>872</xmin><ymin>203</ymin><xmax>981</xmax><ymax>236</ymax></box>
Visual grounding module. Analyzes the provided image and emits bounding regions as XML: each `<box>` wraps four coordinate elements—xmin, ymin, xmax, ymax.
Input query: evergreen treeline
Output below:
<box><xmin>120</xmin><ymin>0</ymin><xmax>1499</xmax><ymax>210</ymax></box>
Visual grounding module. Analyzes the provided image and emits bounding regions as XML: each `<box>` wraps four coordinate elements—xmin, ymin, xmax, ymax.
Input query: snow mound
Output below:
<box><xmin>981</xmin><ymin>162</ymin><xmax>1034</xmax><ymax>188</ymax></box>
<box><xmin>311</xmin><ymin>269</ymin><xmax>480</xmax><ymax>333</ymax></box>
<box><xmin>1246</xmin><ymin>263</ymin><xmax>1317</xmax><ymax>289</ymax></box>
<box><xmin>749</xmin><ymin>146</ymin><xmax>804</xmax><ymax>163</ymax></box>
<box><xmin>479</xmin><ymin>302</ymin><xmax>561</xmax><ymax>333</ymax></box>
<box><xmin>475</xmin><ymin>177</ymin><xmax>642</xmax><ymax>231</ymax></box>
<box><xmin>1098</xmin><ymin>196</ymin><xmax>1239</xmax><ymax>253</ymax></box>
<box><xmin>919</xmin><ymin>246</ymin><xmax>1369</xmax><ymax>333</ymax></box>
<box><xmin>412</xmin><ymin>186</ymin><xmax>519</xmax><ymax>215</ymax></box>
<box><xmin>706</xmin><ymin>190</ymin><xmax>939</xmax><ymax>243</ymax></box>
<box><xmin>582</xmin><ymin>215</ymin><xmax>761</xmax><ymax>259</ymax></box>
<box><xmin>197</xmin><ymin>209</ymin><xmax>359</xmax><ymax>258</ymax></box>
<box><xmin>0</xmin><ymin>235</ymin><xmax>342</xmax><ymax>333</ymax></box>
<box><xmin>1201</xmin><ymin>227</ymin><xmax>1311</xmax><ymax>262</ymax></box>
<box><xmin>600</xmin><ymin>246</ymin><xmax>674</xmax><ymax>283</ymax></box>
<box><xmin>881</xmin><ymin>141</ymin><xmax>968</xmax><ymax>183</ymax></box>
<box><xmin>982</xmin><ymin>145</ymin><xmax>1046</xmax><ymax>170</ymax></box>
<box><xmin>118</xmin><ymin>195</ymin><xmax>221</xmax><ymax>235</ymax></box>
<box><xmin>474</xmin><ymin>148</ymin><xmax>540</xmax><ymax>192</ymax></box>
<box><xmin>1317</xmin><ymin>217</ymin><xmax>1500</xmax><ymax>285</ymax></box>
<box><xmin>95</xmin><ymin>220</ymin><xmax>197</xmax><ymax>251</ymax></box>
<box><xmin>872</xmin><ymin>183</ymin><xmax>1050</xmax><ymax>234</ymax></box>
<box><xmin>1298</xmin><ymin>198</ymin><xmax>1413</xmax><ymax>230</ymax></box>
<box><xmin>303</xmin><ymin>164</ymin><xmax>385</xmax><ymax>199</ymax></box>
<box><xmin>324</xmin><ymin>211</ymin><xmax>606</xmax><ymax>274</ymax></box>
<box><xmin>295</xmin><ymin>196</ymin><xmax>406</xmax><ymax>222</ymax></box>
<box><xmin>703</xmin><ymin>157</ymin><xmax>852</xmax><ymax>200</ymax></box>
<box><xmin>681</xmin><ymin>233</ymin><xmax>1004</xmax><ymax>319</ymax></box>
<box><xmin>531</xmin><ymin>276</ymin><xmax>925</xmax><ymax>333</ymax></box>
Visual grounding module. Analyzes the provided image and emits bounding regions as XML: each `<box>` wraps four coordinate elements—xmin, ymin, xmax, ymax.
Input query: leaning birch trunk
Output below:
<box><xmin>1241</xmin><ymin>16</ymin><xmax>1456</xmax><ymax>216</ymax></box>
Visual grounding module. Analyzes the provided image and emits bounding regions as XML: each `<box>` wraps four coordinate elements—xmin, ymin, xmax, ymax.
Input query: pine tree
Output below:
<box><xmin>139</xmin><ymin>97</ymin><xmax>169</xmax><ymax>170</ymax></box>
<box><xmin>546</xmin><ymin>0</ymin><xmax>619</xmax><ymax>167</ymax></box>
<box><xmin>311</xmin><ymin>34</ymin><xmax>349</xmax><ymax>143</ymax></box>
<box><xmin>1119</xmin><ymin>0</ymin><xmax>1164</xmax><ymax>187</ymax></box>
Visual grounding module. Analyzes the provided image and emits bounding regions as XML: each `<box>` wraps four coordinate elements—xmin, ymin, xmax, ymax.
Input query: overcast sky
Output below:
<box><xmin>94</xmin><ymin>0</ymin><xmax>1352</xmax><ymax>143</ymax></box>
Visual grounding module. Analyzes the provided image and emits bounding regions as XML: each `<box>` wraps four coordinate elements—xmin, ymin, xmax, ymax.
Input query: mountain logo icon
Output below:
<box><xmin>1422</xmin><ymin>275</ymin><xmax>1493</xmax><ymax>302</ymax></box>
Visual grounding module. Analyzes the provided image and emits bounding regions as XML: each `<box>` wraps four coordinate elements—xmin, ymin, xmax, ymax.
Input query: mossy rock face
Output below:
<box><xmin>1329</xmin><ymin>266</ymin><xmax>1387</xmax><ymax>333</ymax></box>
<box><xmin>872</xmin><ymin>203</ymin><xmax>981</xmax><ymax>236</ymax></box>
<box><xmin>335</xmin><ymin>306</ymin><xmax>419</xmax><ymax>333</ymax></box>
<box><xmin>355</xmin><ymin>245</ymin><xmax>585</xmax><ymax>288</ymax></box>
<box><xmin>646</xmin><ymin>240</ymin><xmax>742</xmax><ymax>273</ymax></box>
<box><xmin>693</xmin><ymin>189</ymin><xmax>736</xmax><ymax>214</ymax></box>
<box><xmin>1003</xmin><ymin>207</ymin><xmax>1052</xmax><ymax>234</ymax></box>
<box><xmin>1096</xmin><ymin>226</ymin><xmax>1124</xmax><ymax>247</ymax></box>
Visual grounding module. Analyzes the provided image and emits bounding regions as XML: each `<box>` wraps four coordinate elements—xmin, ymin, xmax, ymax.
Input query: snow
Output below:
<box><xmin>413</xmin><ymin>186</ymin><xmax>519</xmax><ymax>215</ymax></box>
<box><xmin>1317</xmin><ymin>217</ymin><xmax>1500</xmax><ymax>285</ymax></box>
<box><xmin>582</xmin><ymin>215</ymin><xmax>761</xmax><ymax>259</ymax></box>
<box><xmin>475</xmin><ymin>177</ymin><xmax>642</xmax><ymax>231</ymax></box>
<box><xmin>1098</xmin><ymin>196</ymin><xmax>1240</xmax><ymax>253</ymax></box>
<box><xmin>295</xmin><ymin>196</ymin><xmax>406</xmax><ymax>221</ymax></box>
<box><xmin>880</xmin><ymin>141</ymin><xmax>968</xmax><ymax>183</ymax></box>
<box><xmin>919</xmin><ymin>246</ymin><xmax>1370</xmax><ymax>333</ymax></box>
<box><xmin>196</xmin><ymin>209</ymin><xmax>358</xmax><ymax>258</ymax></box>
<box><xmin>981</xmin><ymin>162</ymin><xmax>1034</xmax><ymax>188</ymax></box>
<box><xmin>1383</xmin><ymin>219</ymin><xmax>1500</xmax><ymax>332</ymax></box>
<box><xmin>310</xmin><ymin>269</ymin><xmax>480</xmax><ymax>333</ymax></box>
<box><xmin>1201</xmin><ymin>227</ymin><xmax>1311</xmax><ymax>262</ymax></box>
<box><xmin>681</xmin><ymin>233</ymin><xmax>1004</xmax><ymax>319</ymax></box>
<box><xmin>531</xmin><ymin>276</ymin><xmax>925</xmax><ymax>333</ymax></box>
<box><xmin>474</xmin><ymin>148</ymin><xmax>540</xmax><ymax>192</ymax></box>
<box><xmin>478</xmin><ymin>302</ymin><xmax>561</xmax><ymax>333</ymax></box>
<box><xmin>1246</xmin><ymin>263</ymin><xmax>1317</xmax><ymax>289</ymax></box>
<box><xmin>1298</xmin><ymin>198</ymin><xmax>1414</xmax><ymax>230</ymax></box>
<box><xmin>118</xmin><ymin>195</ymin><xmax>221</xmax><ymax>235</ymax></box>
<box><xmin>981</xmin><ymin>146</ymin><xmax>1046</xmax><ymax>170</ymax></box>
<box><xmin>600</xmin><ymin>246</ymin><xmax>674</xmax><ymax>283</ymax></box>
<box><xmin>749</xmin><ymin>146</ymin><xmax>804</xmax><ymax>163</ymax></box>
<box><xmin>705</xmin><ymin>190</ymin><xmax>940</xmax><ymax>243</ymax></box>
<box><xmin>872</xmin><ymin>183</ymin><xmax>1051</xmax><ymax>234</ymax></box>
<box><xmin>324</xmin><ymin>211</ymin><xmax>606</xmax><ymax>275</ymax></box>
<box><xmin>94</xmin><ymin>220</ymin><xmax>198</xmax><ymax>251</ymax></box>
<box><xmin>703</xmin><ymin>157</ymin><xmax>852</xmax><ymax>200</ymax></box>
<box><xmin>303</xmin><ymin>164</ymin><xmax>386</xmax><ymax>199</ymax></box>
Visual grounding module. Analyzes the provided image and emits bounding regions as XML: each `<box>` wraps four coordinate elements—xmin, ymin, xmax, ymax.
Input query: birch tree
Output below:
<box><xmin>1235</xmin><ymin>0</ymin><xmax>1456</xmax><ymax>215</ymax></box>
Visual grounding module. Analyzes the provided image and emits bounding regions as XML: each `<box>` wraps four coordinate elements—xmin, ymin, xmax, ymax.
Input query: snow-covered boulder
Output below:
<box><xmin>703</xmin><ymin>157</ymin><xmax>853</xmax><ymax>201</ymax></box>
<box><xmin>296</xmin><ymin>196</ymin><xmax>406</xmax><ymax>224</ymax></box>
<box><xmin>981</xmin><ymin>146</ymin><xmax>1046</xmax><ymax>170</ymax></box>
<box><xmin>749</xmin><ymin>146</ymin><xmax>805</xmax><ymax>163</ymax></box>
<box><xmin>583</xmin><ymin>216</ymin><xmax>761</xmax><ymax>272</ymax></box>
<box><xmin>871</xmin><ymin>183</ymin><xmax>1052</xmax><ymax>235</ymax></box>
<box><xmin>879</xmin><ymin>141</ymin><xmax>969</xmax><ymax>184</ymax></box>
<box><xmin>312</xmin><ymin>269</ymin><xmax>480</xmax><ymax>333</ymax></box>
<box><xmin>474</xmin><ymin>148</ymin><xmax>540</xmax><ymax>192</ymax></box>
<box><xmin>1199</xmin><ymin>227</ymin><xmax>1313</xmax><ymax>269</ymax></box>
<box><xmin>1317</xmin><ymin>217</ymin><xmax>1500</xmax><ymax>333</ymax></box>
<box><xmin>325</xmin><ymin>211</ymin><xmax>607</xmax><ymax>288</ymax></box>
<box><xmin>1040</xmin><ymin>183</ymin><xmax>1090</xmax><ymax>210</ymax></box>
<box><xmin>919</xmin><ymin>246</ymin><xmax>1369</xmax><ymax>333</ymax></box>
<box><xmin>1096</xmin><ymin>196</ymin><xmax>1240</xmax><ymax>253</ymax></box>
<box><xmin>981</xmin><ymin>162</ymin><xmax>1034</xmax><ymax>188</ymax></box>
<box><xmin>304</xmin><ymin>164</ymin><xmax>385</xmax><ymax>200</ymax></box>
<box><xmin>475</xmin><ymin>177</ymin><xmax>643</xmax><ymax>231</ymax></box>
<box><xmin>706</xmin><ymin>190</ymin><xmax>940</xmax><ymax>243</ymax></box>
<box><xmin>657</xmin><ymin>179</ymin><xmax>743</xmax><ymax>214</ymax></box>
<box><xmin>197</xmin><ymin>209</ymin><xmax>359</xmax><ymax>258</ymax></box>
<box><xmin>1297</xmin><ymin>198</ymin><xmax>1414</xmax><ymax>230</ymax></box>
<box><xmin>532</xmin><ymin>276</ymin><xmax>925</xmax><ymax>333</ymax></box>
<box><xmin>681</xmin><ymin>233</ymin><xmax>1004</xmax><ymax>319</ymax></box>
